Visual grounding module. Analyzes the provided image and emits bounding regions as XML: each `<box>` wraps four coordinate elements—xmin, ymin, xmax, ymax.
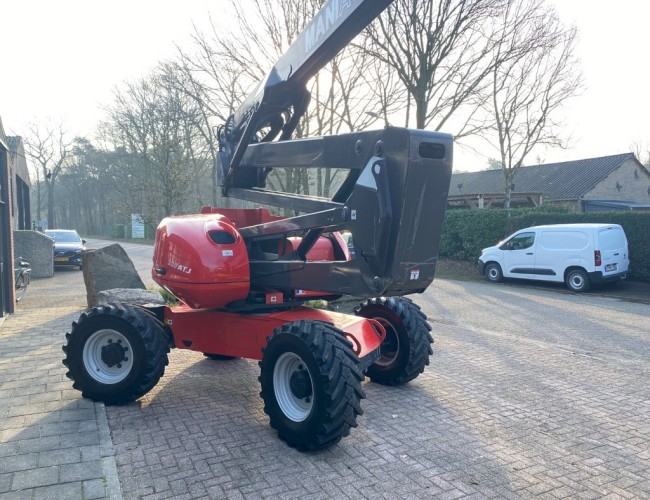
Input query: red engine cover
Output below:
<box><xmin>152</xmin><ymin>214</ymin><xmax>250</xmax><ymax>309</ymax></box>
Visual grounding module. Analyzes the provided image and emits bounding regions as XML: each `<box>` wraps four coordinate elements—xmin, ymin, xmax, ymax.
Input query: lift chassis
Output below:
<box><xmin>63</xmin><ymin>0</ymin><xmax>453</xmax><ymax>451</ymax></box>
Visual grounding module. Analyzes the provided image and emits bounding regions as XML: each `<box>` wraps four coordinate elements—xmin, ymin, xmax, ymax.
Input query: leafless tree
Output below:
<box><xmin>23</xmin><ymin>122</ymin><xmax>73</xmax><ymax>229</ymax></box>
<box><xmin>488</xmin><ymin>0</ymin><xmax>582</xmax><ymax>208</ymax></box>
<box><xmin>630</xmin><ymin>140</ymin><xmax>650</xmax><ymax>168</ymax></box>
<box><xmin>365</xmin><ymin>0</ymin><xmax>506</xmax><ymax>135</ymax></box>
<box><xmin>101</xmin><ymin>63</ymin><xmax>211</xmax><ymax>230</ymax></box>
<box><xmin>176</xmin><ymin>0</ymin><xmax>402</xmax><ymax>200</ymax></box>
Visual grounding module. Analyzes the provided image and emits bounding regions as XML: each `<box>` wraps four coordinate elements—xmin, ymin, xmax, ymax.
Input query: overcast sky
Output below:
<box><xmin>1</xmin><ymin>0</ymin><xmax>649</xmax><ymax>171</ymax></box>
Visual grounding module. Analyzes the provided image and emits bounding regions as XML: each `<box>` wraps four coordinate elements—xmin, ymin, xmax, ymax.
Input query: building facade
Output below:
<box><xmin>448</xmin><ymin>153</ymin><xmax>650</xmax><ymax>212</ymax></box>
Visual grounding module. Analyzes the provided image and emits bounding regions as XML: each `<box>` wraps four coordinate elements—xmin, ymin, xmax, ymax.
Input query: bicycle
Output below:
<box><xmin>14</xmin><ymin>257</ymin><xmax>31</xmax><ymax>302</ymax></box>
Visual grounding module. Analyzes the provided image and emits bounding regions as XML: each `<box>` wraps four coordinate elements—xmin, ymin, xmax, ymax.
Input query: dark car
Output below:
<box><xmin>45</xmin><ymin>229</ymin><xmax>86</xmax><ymax>270</ymax></box>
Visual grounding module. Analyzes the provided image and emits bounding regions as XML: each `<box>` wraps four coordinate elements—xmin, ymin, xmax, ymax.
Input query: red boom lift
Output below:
<box><xmin>63</xmin><ymin>0</ymin><xmax>453</xmax><ymax>451</ymax></box>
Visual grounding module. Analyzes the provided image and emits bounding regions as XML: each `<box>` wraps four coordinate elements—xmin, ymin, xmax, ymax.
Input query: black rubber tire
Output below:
<box><xmin>259</xmin><ymin>319</ymin><xmax>365</xmax><ymax>451</ymax></box>
<box><xmin>203</xmin><ymin>353</ymin><xmax>237</xmax><ymax>361</ymax></box>
<box><xmin>355</xmin><ymin>297</ymin><xmax>433</xmax><ymax>386</ymax></box>
<box><xmin>62</xmin><ymin>302</ymin><xmax>169</xmax><ymax>405</ymax></box>
<box><xmin>485</xmin><ymin>262</ymin><xmax>503</xmax><ymax>283</ymax></box>
<box><xmin>565</xmin><ymin>268</ymin><xmax>590</xmax><ymax>292</ymax></box>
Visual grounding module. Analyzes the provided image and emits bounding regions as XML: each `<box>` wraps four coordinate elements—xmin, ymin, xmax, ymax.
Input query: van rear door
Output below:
<box><xmin>597</xmin><ymin>226</ymin><xmax>629</xmax><ymax>276</ymax></box>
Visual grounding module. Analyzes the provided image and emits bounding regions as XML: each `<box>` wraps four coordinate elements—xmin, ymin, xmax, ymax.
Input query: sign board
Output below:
<box><xmin>131</xmin><ymin>214</ymin><xmax>145</xmax><ymax>239</ymax></box>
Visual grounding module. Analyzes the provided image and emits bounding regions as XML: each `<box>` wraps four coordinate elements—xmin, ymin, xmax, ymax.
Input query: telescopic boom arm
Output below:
<box><xmin>218</xmin><ymin>0</ymin><xmax>395</xmax><ymax>194</ymax></box>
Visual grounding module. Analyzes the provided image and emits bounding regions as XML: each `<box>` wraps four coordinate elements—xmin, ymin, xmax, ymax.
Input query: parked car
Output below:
<box><xmin>478</xmin><ymin>223</ymin><xmax>629</xmax><ymax>292</ymax></box>
<box><xmin>45</xmin><ymin>229</ymin><xmax>86</xmax><ymax>270</ymax></box>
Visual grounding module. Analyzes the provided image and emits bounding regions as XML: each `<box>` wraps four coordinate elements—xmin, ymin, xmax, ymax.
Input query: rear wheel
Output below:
<box><xmin>565</xmin><ymin>268</ymin><xmax>590</xmax><ymax>292</ymax></box>
<box><xmin>355</xmin><ymin>297</ymin><xmax>433</xmax><ymax>385</ymax></box>
<box><xmin>259</xmin><ymin>320</ymin><xmax>365</xmax><ymax>451</ymax></box>
<box><xmin>485</xmin><ymin>262</ymin><xmax>503</xmax><ymax>283</ymax></box>
<box><xmin>62</xmin><ymin>303</ymin><xmax>169</xmax><ymax>404</ymax></box>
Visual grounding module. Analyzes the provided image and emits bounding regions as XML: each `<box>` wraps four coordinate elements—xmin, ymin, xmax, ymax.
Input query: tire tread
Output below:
<box><xmin>259</xmin><ymin>319</ymin><xmax>365</xmax><ymax>451</ymax></box>
<box><xmin>62</xmin><ymin>302</ymin><xmax>169</xmax><ymax>405</ymax></box>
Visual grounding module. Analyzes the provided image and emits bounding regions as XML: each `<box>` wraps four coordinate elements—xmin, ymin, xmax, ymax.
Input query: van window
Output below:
<box><xmin>540</xmin><ymin>231</ymin><xmax>589</xmax><ymax>251</ymax></box>
<box><xmin>598</xmin><ymin>227</ymin><xmax>626</xmax><ymax>251</ymax></box>
<box><xmin>503</xmin><ymin>232</ymin><xmax>535</xmax><ymax>251</ymax></box>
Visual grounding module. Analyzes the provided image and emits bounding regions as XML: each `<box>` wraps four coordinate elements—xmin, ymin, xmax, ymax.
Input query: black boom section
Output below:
<box><xmin>243</xmin><ymin>128</ymin><xmax>453</xmax><ymax>298</ymax></box>
<box><xmin>211</xmin><ymin>0</ymin><xmax>454</xmax><ymax>299</ymax></box>
<box><xmin>218</xmin><ymin>0</ymin><xmax>396</xmax><ymax>192</ymax></box>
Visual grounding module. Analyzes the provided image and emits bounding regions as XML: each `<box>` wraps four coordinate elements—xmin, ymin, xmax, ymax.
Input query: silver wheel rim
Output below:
<box><xmin>488</xmin><ymin>266</ymin><xmax>499</xmax><ymax>280</ymax></box>
<box><xmin>273</xmin><ymin>352</ymin><xmax>313</xmax><ymax>422</ymax></box>
<box><xmin>83</xmin><ymin>329</ymin><xmax>134</xmax><ymax>384</ymax></box>
<box><xmin>374</xmin><ymin>318</ymin><xmax>399</xmax><ymax>367</ymax></box>
<box><xmin>569</xmin><ymin>273</ymin><xmax>584</xmax><ymax>290</ymax></box>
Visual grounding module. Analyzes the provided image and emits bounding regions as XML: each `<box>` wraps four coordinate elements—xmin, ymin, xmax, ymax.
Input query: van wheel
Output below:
<box><xmin>565</xmin><ymin>268</ymin><xmax>590</xmax><ymax>292</ymax></box>
<box><xmin>485</xmin><ymin>263</ymin><xmax>503</xmax><ymax>283</ymax></box>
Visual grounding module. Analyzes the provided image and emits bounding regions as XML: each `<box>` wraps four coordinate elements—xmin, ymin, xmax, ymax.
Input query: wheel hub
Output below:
<box><xmin>289</xmin><ymin>369</ymin><xmax>312</xmax><ymax>399</ymax></box>
<box><xmin>374</xmin><ymin>318</ymin><xmax>399</xmax><ymax>367</ymax></box>
<box><xmin>273</xmin><ymin>352</ymin><xmax>314</xmax><ymax>422</ymax></box>
<box><xmin>101</xmin><ymin>341</ymin><xmax>127</xmax><ymax>367</ymax></box>
<box><xmin>83</xmin><ymin>329</ymin><xmax>134</xmax><ymax>384</ymax></box>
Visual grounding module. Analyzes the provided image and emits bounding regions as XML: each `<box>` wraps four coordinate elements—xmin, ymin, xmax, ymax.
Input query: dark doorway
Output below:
<box><xmin>0</xmin><ymin>149</ymin><xmax>11</xmax><ymax>316</ymax></box>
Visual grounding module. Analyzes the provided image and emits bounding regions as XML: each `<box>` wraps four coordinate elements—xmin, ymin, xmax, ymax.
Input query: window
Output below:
<box><xmin>503</xmin><ymin>232</ymin><xmax>535</xmax><ymax>251</ymax></box>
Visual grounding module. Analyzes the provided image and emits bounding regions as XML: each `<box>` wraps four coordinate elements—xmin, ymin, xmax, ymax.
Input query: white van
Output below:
<box><xmin>478</xmin><ymin>223</ymin><xmax>629</xmax><ymax>292</ymax></box>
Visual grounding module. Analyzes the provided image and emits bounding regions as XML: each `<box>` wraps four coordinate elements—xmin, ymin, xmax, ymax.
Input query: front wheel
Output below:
<box><xmin>355</xmin><ymin>297</ymin><xmax>433</xmax><ymax>385</ymax></box>
<box><xmin>62</xmin><ymin>303</ymin><xmax>169</xmax><ymax>405</ymax></box>
<box><xmin>259</xmin><ymin>320</ymin><xmax>365</xmax><ymax>451</ymax></box>
<box><xmin>565</xmin><ymin>268</ymin><xmax>590</xmax><ymax>292</ymax></box>
<box><xmin>485</xmin><ymin>262</ymin><xmax>503</xmax><ymax>283</ymax></box>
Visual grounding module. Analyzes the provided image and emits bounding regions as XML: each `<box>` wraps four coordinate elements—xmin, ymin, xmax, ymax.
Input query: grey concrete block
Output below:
<box><xmin>13</xmin><ymin>230</ymin><xmax>54</xmax><ymax>278</ymax></box>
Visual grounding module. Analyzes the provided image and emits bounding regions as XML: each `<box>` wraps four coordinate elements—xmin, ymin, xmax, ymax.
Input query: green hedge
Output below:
<box><xmin>439</xmin><ymin>208</ymin><xmax>650</xmax><ymax>282</ymax></box>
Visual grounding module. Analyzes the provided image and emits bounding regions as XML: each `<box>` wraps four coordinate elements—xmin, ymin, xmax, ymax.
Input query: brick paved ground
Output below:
<box><xmin>2</xmin><ymin>239</ymin><xmax>649</xmax><ymax>499</ymax></box>
<box><xmin>0</xmin><ymin>266</ymin><xmax>121</xmax><ymax>499</ymax></box>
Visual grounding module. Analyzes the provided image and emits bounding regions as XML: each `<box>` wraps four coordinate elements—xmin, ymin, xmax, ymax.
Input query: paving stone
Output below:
<box><xmin>33</xmin><ymin>481</ymin><xmax>82</xmax><ymax>499</ymax></box>
<box><xmin>59</xmin><ymin>460</ymin><xmax>103</xmax><ymax>482</ymax></box>
<box><xmin>0</xmin><ymin>474</ymin><xmax>11</xmax><ymax>494</ymax></box>
<box><xmin>11</xmin><ymin>466</ymin><xmax>59</xmax><ymax>490</ymax></box>
<box><xmin>0</xmin><ymin>489</ymin><xmax>33</xmax><ymax>500</ymax></box>
<box><xmin>38</xmin><ymin>448</ymin><xmax>81</xmax><ymax>467</ymax></box>
<box><xmin>83</xmin><ymin>478</ymin><xmax>107</xmax><ymax>499</ymax></box>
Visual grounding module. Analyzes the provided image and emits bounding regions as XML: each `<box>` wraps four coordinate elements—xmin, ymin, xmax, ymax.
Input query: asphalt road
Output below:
<box><xmin>81</xmin><ymin>238</ymin><xmax>649</xmax><ymax>498</ymax></box>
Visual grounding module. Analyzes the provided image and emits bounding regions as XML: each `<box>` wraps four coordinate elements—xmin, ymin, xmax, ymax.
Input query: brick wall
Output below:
<box><xmin>584</xmin><ymin>159</ymin><xmax>650</xmax><ymax>203</ymax></box>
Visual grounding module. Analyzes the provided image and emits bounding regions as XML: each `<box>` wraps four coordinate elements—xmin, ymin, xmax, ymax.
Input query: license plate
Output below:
<box><xmin>54</xmin><ymin>257</ymin><xmax>69</xmax><ymax>262</ymax></box>
<box><xmin>605</xmin><ymin>263</ymin><xmax>617</xmax><ymax>272</ymax></box>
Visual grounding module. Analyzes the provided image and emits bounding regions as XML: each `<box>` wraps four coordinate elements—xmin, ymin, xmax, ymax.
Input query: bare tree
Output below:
<box><xmin>630</xmin><ymin>140</ymin><xmax>650</xmax><ymax>168</ymax></box>
<box><xmin>23</xmin><ymin>122</ymin><xmax>73</xmax><ymax>229</ymax></box>
<box><xmin>489</xmin><ymin>0</ymin><xmax>582</xmax><ymax>209</ymax></box>
<box><xmin>365</xmin><ymin>0</ymin><xmax>506</xmax><ymax>135</ymax></box>
<box><xmin>101</xmin><ymin>63</ymin><xmax>211</xmax><ymax>230</ymax></box>
<box><xmin>177</xmin><ymin>0</ymin><xmax>402</xmax><ymax>199</ymax></box>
